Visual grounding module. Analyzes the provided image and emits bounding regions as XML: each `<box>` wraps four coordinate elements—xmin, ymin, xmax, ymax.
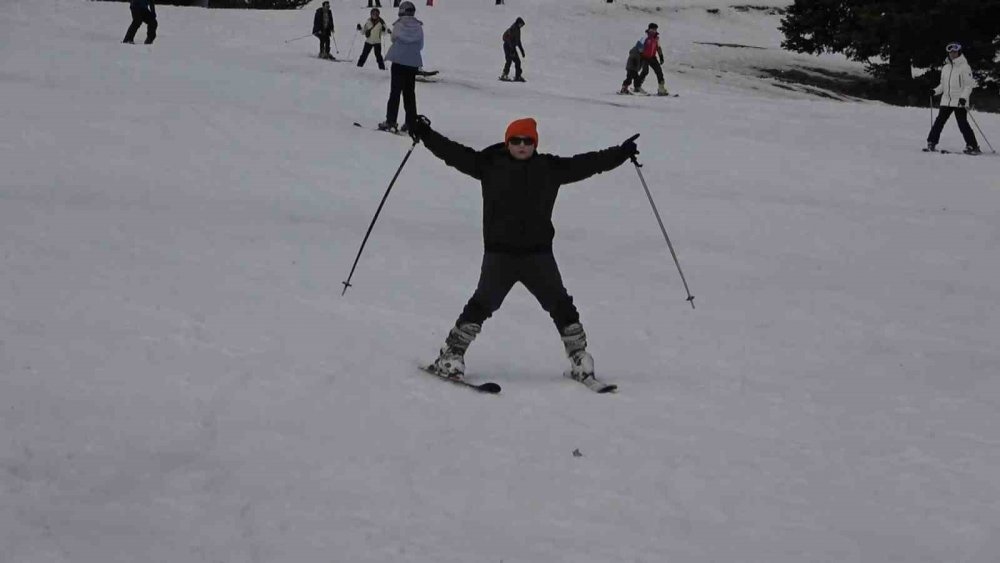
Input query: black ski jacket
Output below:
<box><xmin>422</xmin><ymin>129</ymin><xmax>629</xmax><ymax>254</ymax></box>
<box><xmin>313</xmin><ymin>8</ymin><xmax>334</xmax><ymax>35</ymax></box>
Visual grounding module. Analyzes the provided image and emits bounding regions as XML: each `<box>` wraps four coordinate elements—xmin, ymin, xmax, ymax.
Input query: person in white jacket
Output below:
<box><xmin>356</xmin><ymin>8</ymin><xmax>388</xmax><ymax>70</ymax></box>
<box><xmin>927</xmin><ymin>42</ymin><xmax>980</xmax><ymax>154</ymax></box>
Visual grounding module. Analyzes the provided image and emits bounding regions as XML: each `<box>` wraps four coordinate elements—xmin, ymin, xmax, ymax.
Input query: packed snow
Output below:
<box><xmin>2</xmin><ymin>0</ymin><xmax>999</xmax><ymax>562</ymax></box>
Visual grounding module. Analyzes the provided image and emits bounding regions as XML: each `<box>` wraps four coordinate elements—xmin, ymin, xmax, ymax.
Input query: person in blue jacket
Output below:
<box><xmin>123</xmin><ymin>0</ymin><xmax>157</xmax><ymax>45</ymax></box>
<box><xmin>378</xmin><ymin>1</ymin><xmax>423</xmax><ymax>133</ymax></box>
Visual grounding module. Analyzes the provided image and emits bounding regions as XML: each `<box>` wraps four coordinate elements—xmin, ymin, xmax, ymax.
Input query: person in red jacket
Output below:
<box><xmin>635</xmin><ymin>23</ymin><xmax>668</xmax><ymax>95</ymax></box>
<box><xmin>406</xmin><ymin>115</ymin><xmax>639</xmax><ymax>389</ymax></box>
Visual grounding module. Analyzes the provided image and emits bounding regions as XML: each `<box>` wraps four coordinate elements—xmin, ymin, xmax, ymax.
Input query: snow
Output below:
<box><xmin>2</xmin><ymin>0</ymin><xmax>1000</xmax><ymax>561</ymax></box>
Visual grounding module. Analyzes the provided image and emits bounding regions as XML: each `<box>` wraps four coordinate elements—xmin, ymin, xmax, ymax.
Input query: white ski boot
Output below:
<box><xmin>657</xmin><ymin>82</ymin><xmax>670</xmax><ymax>96</ymax></box>
<box><xmin>377</xmin><ymin>121</ymin><xmax>399</xmax><ymax>133</ymax></box>
<box><xmin>561</xmin><ymin>323</ymin><xmax>616</xmax><ymax>392</ymax></box>
<box><xmin>427</xmin><ymin>323</ymin><xmax>481</xmax><ymax>381</ymax></box>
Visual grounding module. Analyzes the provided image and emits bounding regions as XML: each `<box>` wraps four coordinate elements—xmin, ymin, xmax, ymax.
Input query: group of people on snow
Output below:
<box><xmin>621</xmin><ymin>23</ymin><xmax>669</xmax><ymax>96</ymax></box>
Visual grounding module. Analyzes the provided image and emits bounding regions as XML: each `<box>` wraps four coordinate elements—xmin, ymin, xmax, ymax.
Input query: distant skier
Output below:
<box><xmin>367</xmin><ymin>0</ymin><xmax>382</xmax><ymax>7</ymax></box>
<box><xmin>499</xmin><ymin>17</ymin><xmax>526</xmax><ymax>82</ymax></box>
<box><xmin>619</xmin><ymin>43</ymin><xmax>643</xmax><ymax>94</ymax></box>
<box><xmin>635</xmin><ymin>23</ymin><xmax>669</xmax><ymax>96</ymax></box>
<box><xmin>356</xmin><ymin>8</ymin><xmax>389</xmax><ymax>69</ymax></box>
<box><xmin>926</xmin><ymin>42</ymin><xmax>980</xmax><ymax>155</ymax></box>
<box><xmin>405</xmin><ymin>115</ymin><xmax>639</xmax><ymax>388</ymax></box>
<box><xmin>122</xmin><ymin>0</ymin><xmax>157</xmax><ymax>45</ymax></box>
<box><xmin>378</xmin><ymin>1</ymin><xmax>424</xmax><ymax>133</ymax></box>
<box><xmin>313</xmin><ymin>1</ymin><xmax>335</xmax><ymax>60</ymax></box>
<box><xmin>495</xmin><ymin>0</ymin><xmax>505</xmax><ymax>5</ymax></box>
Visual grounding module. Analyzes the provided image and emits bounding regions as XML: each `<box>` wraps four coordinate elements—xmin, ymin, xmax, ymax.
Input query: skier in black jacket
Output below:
<box><xmin>407</xmin><ymin>115</ymin><xmax>639</xmax><ymax>388</ymax></box>
<box><xmin>313</xmin><ymin>1</ymin><xmax>335</xmax><ymax>60</ymax></box>
<box><xmin>500</xmin><ymin>17</ymin><xmax>526</xmax><ymax>82</ymax></box>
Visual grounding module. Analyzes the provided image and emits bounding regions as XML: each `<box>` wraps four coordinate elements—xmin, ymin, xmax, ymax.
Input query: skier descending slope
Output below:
<box><xmin>926</xmin><ymin>42</ymin><xmax>981</xmax><ymax>155</ymax></box>
<box><xmin>406</xmin><ymin>115</ymin><xmax>639</xmax><ymax>392</ymax></box>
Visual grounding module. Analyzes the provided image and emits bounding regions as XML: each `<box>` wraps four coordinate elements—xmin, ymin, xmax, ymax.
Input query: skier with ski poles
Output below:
<box><xmin>357</xmin><ymin>8</ymin><xmax>389</xmax><ymax>69</ymax></box>
<box><xmin>499</xmin><ymin>17</ymin><xmax>526</xmax><ymax>82</ymax></box>
<box><xmin>313</xmin><ymin>1</ymin><xmax>336</xmax><ymax>60</ymax></box>
<box><xmin>378</xmin><ymin>1</ymin><xmax>424</xmax><ymax>134</ymax></box>
<box><xmin>635</xmin><ymin>23</ymin><xmax>669</xmax><ymax>96</ymax></box>
<box><xmin>405</xmin><ymin>114</ymin><xmax>639</xmax><ymax>391</ymax></box>
<box><xmin>926</xmin><ymin>42</ymin><xmax>981</xmax><ymax>155</ymax></box>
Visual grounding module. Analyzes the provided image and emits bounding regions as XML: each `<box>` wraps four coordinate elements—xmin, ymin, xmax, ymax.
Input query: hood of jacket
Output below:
<box><xmin>392</xmin><ymin>16</ymin><xmax>423</xmax><ymax>42</ymax></box>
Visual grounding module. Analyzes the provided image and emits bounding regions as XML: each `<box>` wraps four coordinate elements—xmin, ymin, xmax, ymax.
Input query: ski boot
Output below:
<box><xmin>964</xmin><ymin>146</ymin><xmax>982</xmax><ymax>155</ymax></box>
<box><xmin>561</xmin><ymin>323</ymin><xmax>595</xmax><ymax>381</ymax></box>
<box><xmin>513</xmin><ymin>75</ymin><xmax>526</xmax><ymax>82</ymax></box>
<box><xmin>657</xmin><ymin>82</ymin><xmax>670</xmax><ymax>96</ymax></box>
<box><xmin>633</xmin><ymin>85</ymin><xmax>647</xmax><ymax>95</ymax></box>
<box><xmin>377</xmin><ymin>121</ymin><xmax>399</xmax><ymax>133</ymax></box>
<box><xmin>925</xmin><ymin>141</ymin><xmax>937</xmax><ymax>152</ymax></box>
<box><xmin>499</xmin><ymin>73</ymin><xmax>511</xmax><ymax>82</ymax></box>
<box><xmin>427</xmin><ymin>323</ymin><xmax>481</xmax><ymax>381</ymax></box>
<box><xmin>619</xmin><ymin>84</ymin><xmax>632</xmax><ymax>95</ymax></box>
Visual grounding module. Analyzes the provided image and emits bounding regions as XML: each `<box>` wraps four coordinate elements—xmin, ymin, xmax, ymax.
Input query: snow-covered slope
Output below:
<box><xmin>2</xmin><ymin>1</ymin><xmax>999</xmax><ymax>562</ymax></box>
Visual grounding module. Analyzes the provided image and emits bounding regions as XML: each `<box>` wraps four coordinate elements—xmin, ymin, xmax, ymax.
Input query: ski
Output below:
<box><xmin>353</xmin><ymin>122</ymin><xmax>409</xmax><ymax>136</ymax></box>
<box><xmin>923</xmin><ymin>148</ymin><xmax>982</xmax><ymax>155</ymax></box>
<box><xmin>419</xmin><ymin>365</ymin><xmax>501</xmax><ymax>394</ymax></box>
<box><xmin>566</xmin><ymin>373</ymin><xmax>618</xmax><ymax>394</ymax></box>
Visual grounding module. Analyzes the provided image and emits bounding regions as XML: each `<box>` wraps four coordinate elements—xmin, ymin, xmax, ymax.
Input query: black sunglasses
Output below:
<box><xmin>508</xmin><ymin>136</ymin><xmax>535</xmax><ymax>146</ymax></box>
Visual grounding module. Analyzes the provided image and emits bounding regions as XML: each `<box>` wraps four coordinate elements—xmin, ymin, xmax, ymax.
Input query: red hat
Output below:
<box><xmin>504</xmin><ymin>117</ymin><xmax>538</xmax><ymax>147</ymax></box>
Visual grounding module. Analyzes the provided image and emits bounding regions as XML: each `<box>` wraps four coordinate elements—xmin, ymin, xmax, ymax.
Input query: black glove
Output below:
<box><xmin>357</xmin><ymin>23</ymin><xmax>362</xmax><ymax>31</ymax></box>
<box><xmin>621</xmin><ymin>133</ymin><xmax>640</xmax><ymax>158</ymax></box>
<box><xmin>409</xmin><ymin>115</ymin><xmax>432</xmax><ymax>143</ymax></box>
<box><xmin>959</xmin><ymin>98</ymin><xmax>967</xmax><ymax>107</ymax></box>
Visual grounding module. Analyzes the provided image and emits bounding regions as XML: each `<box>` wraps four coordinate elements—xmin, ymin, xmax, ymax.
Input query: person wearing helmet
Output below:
<box><xmin>500</xmin><ymin>17</ymin><xmax>526</xmax><ymax>82</ymax></box>
<box><xmin>926</xmin><ymin>42</ymin><xmax>980</xmax><ymax>155</ymax></box>
<box><xmin>357</xmin><ymin>8</ymin><xmax>388</xmax><ymax>69</ymax></box>
<box><xmin>635</xmin><ymin>23</ymin><xmax>668</xmax><ymax>95</ymax></box>
<box><xmin>405</xmin><ymin>115</ymin><xmax>640</xmax><ymax>391</ymax></box>
<box><xmin>378</xmin><ymin>1</ymin><xmax>424</xmax><ymax>133</ymax></box>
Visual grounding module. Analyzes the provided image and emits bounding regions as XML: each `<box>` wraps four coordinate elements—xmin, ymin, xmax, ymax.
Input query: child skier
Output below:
<box><xmin>122</xmin><ymin>0</ymin><xmax>157</xmax><ymax>45</ymax></box>
<box><xmin>356</xmin><ymin>8</ymin><xmax>389</xmax><ymax>69</ymax></box>
<box><xmin>926</xmin><ymin>42</ymin><xmax>981</xmax><ymax>154</ymax></box>
<box><xmin>635</xmin><ymin>23</ymin><xmax>668</xmax><ymax>95</ymax></box>
<box><xmin>406</xmin><ymin>115</ymin><xmax>640</xmax><ymax>389</ymax></box>
<box><xmin>620</xmin><ymin>43</ymin><xmax>643</xmax><ymax>94</ymax></box>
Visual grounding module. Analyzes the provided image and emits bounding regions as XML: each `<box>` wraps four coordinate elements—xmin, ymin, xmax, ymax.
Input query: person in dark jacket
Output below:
<box><xmin>406</xmin><ymin>115</ymin><xmax>639</xmax><ymax>386</ymax></box>
<box><xmin>313</xmin><ymin>1</ymin><xmax>335</xmax><ymax>60</ymax></box>
<box><xmin>123</xmin><ymin>0</ymin><xmax>157</xmax><ymax>45</ymax></box>
<box><xmin>619</xmin><ymin>43</ymin><xmax>643</xmax><ymax>94</ymax></box>
<box><xmin>500</xmin><ymin>17</ymin><xmax>526</xmax><ymax>82</ymax></box>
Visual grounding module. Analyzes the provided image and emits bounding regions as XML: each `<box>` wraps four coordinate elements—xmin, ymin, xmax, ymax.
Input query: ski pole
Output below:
<box><xmin>342</xmin><ymin>139</ymin><xmax>419</xmax><ymax>296</ymax></box>
<box><xmin>332</xmin><ymin>33</ymin><xmax>339</xmax><ymax>54</ymax></box>
<box><xmin>929</xmin><ymin>95</ymin><xmax>935</xmax><ymax>129</ymax></box>
<box><xmin>968</xmin><ymin>109</ymin><xmax>997</xmax><ymax>154</ymax></box>
<box><xmin>346</xmin><ymin>28</ymin><xmax>359</xmax><ymax>60</ymax></box>
<box><xmin>284</xmin><ymin>34</ymin><xmax>313</xmax><ymax>44</ymax></box>
<box><xmin>628</xmin><ymin>141</ymin><xmax>696</xmax><ymax>309</ymax></box>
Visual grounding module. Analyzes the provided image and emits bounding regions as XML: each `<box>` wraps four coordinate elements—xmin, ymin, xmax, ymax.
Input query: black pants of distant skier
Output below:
<box><xmin>123</xmin><ymin>7</ymin><xmax>157</xmax><ymax>44</ymax></box>
<box><xmin>317</xmin><ymin>33</ymin><xmax>332</xmax><ymax>58</ymax></box>
<box><xmin>927</xmin><ymin>107</ymin><xmax>979</xmax><ymax>149</ymax></box>
<box><xmin>502</xmin><ymin>43</ymin><xmax>522</xmax><ymax>78</ymax></box>
<box><xmin>456</xmin><ymin>252</ymin><xmax>580</xmax><ymax>331</ymax></box>
<box><xmin>357</xmin><ymin>43</ymin><xmax>385</xmax><ymax>69</ymax></box>
<box><xmin>637</xmin><ymin>58</ymin><xmax>664</xmax><ymax>88</ymax></box>
<box><xmin>367</xmin><ymin>0</ymin><xmax>382</xmax><ymax>7</ymax></box>
<box><xmin>386</xmin><ymin>63</ymin><xmax>418</xmax><ymax>128</ymax></box>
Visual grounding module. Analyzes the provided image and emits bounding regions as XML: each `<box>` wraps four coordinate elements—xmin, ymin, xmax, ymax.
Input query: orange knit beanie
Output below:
<box><xmin>504</xmin><ymin>118</ymin><xmax>538</xmax><ymax>147</ymax></box>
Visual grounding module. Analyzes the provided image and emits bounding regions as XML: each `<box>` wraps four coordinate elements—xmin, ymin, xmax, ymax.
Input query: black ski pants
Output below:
<box><xmin>637</xmin><ymin>58</ymin><xmax>664</xmax><ymax>88</ymax></box>
<box><xmin>502</xmin><ymin>43</ymin><xmax>522</xmax><ymax>78</ymax></box>
<box><xmin>927</xmin><ymin>107</ymin><xmax>979</xmax><ymax>148</ymax></box>
<box><xmin>622</xmin><ymin>68</ymin><xmax>641</xmax><ymax>90</ymax></box>
<box><xmin>317</xmin><ymin>33</ymin><xmax>331</xmax><ymax>57</ymax></box>
<box><xmin>367</xmin><ymin>0</ymin><xmax>382</xmax><ymax>7</ymax></box>
<box><xmin>357</xmin><ymin>43</ymin><xmax>385</xmax><ymax>69</ymax></box>
<box><xmin>386</xmin><ymin>63</ymin><xmax>418</xmax><ymax>128</ymax></box>
<box><xmin>457</xmin><ymin>252</ymin><xmax>581</xmax><ymax>331</ymax></box>
<box><xmin>124</xmin><ymin>7</ymin><xmax>157</xmax><ymax>44</ymax></box>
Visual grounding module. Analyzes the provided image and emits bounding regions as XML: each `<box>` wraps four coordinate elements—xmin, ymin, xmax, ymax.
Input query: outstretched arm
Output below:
<box><xmin>420</xmin><ymin>125</ymin><xmax>485</xmax><ymax>181</ymax></box>
<box><xmin>548</xmin><ymin>144</ymin><xmax>631</xmax><ymax>186</ymax></box>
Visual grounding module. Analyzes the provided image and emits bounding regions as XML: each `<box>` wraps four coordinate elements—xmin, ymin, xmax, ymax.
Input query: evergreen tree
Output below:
<box><xmin>780</xmin><ymin>0</ymin><xmax>1000</xmax><ymax>92</ymax></box>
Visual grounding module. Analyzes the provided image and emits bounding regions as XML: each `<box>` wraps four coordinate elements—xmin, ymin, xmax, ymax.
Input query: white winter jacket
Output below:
<box><xmin>363</xmin><ymin>17</ymin><xmax>387</xmax><ymax>45</ymax></box>
<box><xmin>934</xmin><ymin>54</ymin><xmax>976</xmax><ymax>107</ymax></box>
